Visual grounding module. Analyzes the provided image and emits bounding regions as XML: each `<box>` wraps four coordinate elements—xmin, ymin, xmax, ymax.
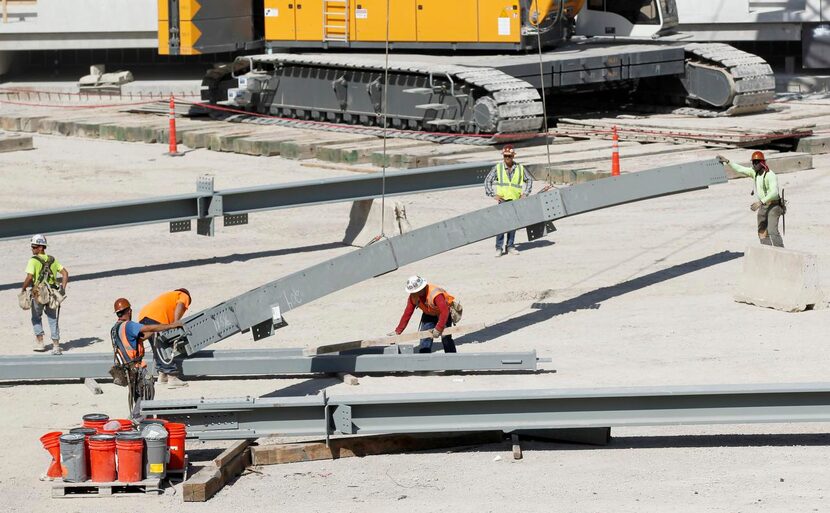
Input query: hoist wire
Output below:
<box><xmin>379</xmin><ymin>0</ymin><xmax>392</xmax><ymax>238</ymax></box>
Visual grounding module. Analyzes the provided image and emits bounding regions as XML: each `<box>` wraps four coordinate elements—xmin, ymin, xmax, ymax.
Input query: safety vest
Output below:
<box><xmin>411</xmin><ymin>285</ymin><xmax>455</xmax><ymax>317</ymax></box>
<box><xmin>110</xmin><ymin>321</ymin><xmax>145</xmax><ymax>367</ymax></box>
<box><xmin>495</xmin><ymin>162</ymin><xmax>525</xmax><ymax>201</ymax></box>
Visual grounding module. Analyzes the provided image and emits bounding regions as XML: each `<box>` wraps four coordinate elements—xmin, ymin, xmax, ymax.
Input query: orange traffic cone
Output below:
<box><xmin>167</xmin><ymin>95</ymin><xmax>184</xmax><ymax>157</ymax></box>
<box><xmin>611</xmin><ymin>125</ymin><xmax>621</xmax><ymax>176</ymax></box>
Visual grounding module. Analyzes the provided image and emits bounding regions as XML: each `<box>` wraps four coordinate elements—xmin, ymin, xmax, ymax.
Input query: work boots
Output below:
<box><xmin>33</xmin><ymin>336</ymin><xmax>46</xmax><ymax>352</ymax></box>
<box><xmin>51</xmin><ymin>340</ymin><xmax>62</xmax><ymax>355</ymax></box>
<box><xmin>163</xmin><ymin>373</ymin><xmax>188</xmax><ymax>388</ymax></box>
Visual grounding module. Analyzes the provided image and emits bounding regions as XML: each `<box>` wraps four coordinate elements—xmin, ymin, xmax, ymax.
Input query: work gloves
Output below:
<box><xmin>716</xmin><ymin>155</ymin><xmax>729</xmax><ymax>164</ymax></box>
<box><xmin>750</xmin><ymin>201</ymin><xmax>762</xmax><ymax>212</ymax></box>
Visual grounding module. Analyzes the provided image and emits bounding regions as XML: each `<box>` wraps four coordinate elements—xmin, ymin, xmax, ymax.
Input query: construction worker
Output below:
<box><xmin>111</xmin><ymin>298</ymin><xmax>182</xmax><ymax>409</ymax></box>
<box><xmin>138</xmin><ymin>289</ymin><xmax>192</xmax><ymax>388</ymax></box>
<box><xmin>391</xmin><ymin>276</ymin><xmax>459</xmax><ymax>354</ymax></box>
<box><xmin>485</xmin><ymin>144</ymin><xmax>533</xmax><ymax>257</ymax></box>
<box><xmin>19</xmin><ymin>234</ymin><xmax>69</xmax><ymax>354</ymax></box>
<box><xmin>717</xmin><ymin>152</ymin><xmax>785</xmax><ymax>247</ymax></box>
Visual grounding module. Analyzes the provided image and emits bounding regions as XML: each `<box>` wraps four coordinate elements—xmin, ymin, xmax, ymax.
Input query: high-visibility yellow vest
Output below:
<box><xmin>495</xmin><ymin>162</ymin><xmax>525</xmax><ymax>201</ymax></box>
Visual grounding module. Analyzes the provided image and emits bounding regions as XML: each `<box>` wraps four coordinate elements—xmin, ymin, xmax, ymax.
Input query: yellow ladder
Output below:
<box><xmin>323</xmin><ymin>0</ymin><xmax>349</xmax><ymax>42</ymax></box>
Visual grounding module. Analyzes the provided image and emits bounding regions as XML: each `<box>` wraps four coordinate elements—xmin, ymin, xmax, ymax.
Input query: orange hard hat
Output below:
<box><xmin>751</xmin><ymin>151</ymin><xmax>765</xmax><ymax>161</ymax></box>
<box><xmin>113</xmin><ymin>298</ymin><xmax>131</xmax><ymax>314</ymax></box>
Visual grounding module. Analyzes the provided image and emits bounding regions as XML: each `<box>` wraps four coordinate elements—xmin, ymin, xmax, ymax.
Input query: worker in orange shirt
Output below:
<box><xmin>138</xmin><ymin>288</ymin><xmax>192</xmax><ymax>388</ymax></box>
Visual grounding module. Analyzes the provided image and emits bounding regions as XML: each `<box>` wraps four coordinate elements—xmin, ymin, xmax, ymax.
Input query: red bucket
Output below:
<box><xmin>165</xmin><ymin>423</ymin><xmax>187</xmax><ymax>471</ymax></box>
<box><xmin>39</xmin><ymin>431</ymin><xmax>63</xmax><ymax>478</ymax></box>
<box><xmin>115</xmin><ymin>432</ymin><xmax>144</xmax><ymax>483</ymax></box>
<box><xmin>115</xmin><ymin>419</ymin><xmax>134</xmax><ymax>431</ymax></box>
<box><xmin>82</xmin><ymin>413</ymin><xmax>109</xmax><ymax>433</ymax></box>
<box><xmin>88</xmin><ymin>434</ymin><xmax>116</xmax><ymax>482</ymax></box>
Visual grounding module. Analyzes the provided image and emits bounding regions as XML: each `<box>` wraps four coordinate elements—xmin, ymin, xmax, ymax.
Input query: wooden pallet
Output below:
<box><xmin>52</xmin><ymin>477</ymin><xmax>162</xmax><ymax>498</ymax></box>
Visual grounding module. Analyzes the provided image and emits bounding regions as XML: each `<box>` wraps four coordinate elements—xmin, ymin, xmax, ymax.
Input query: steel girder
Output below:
<box><xmin>163</xmin><ymin>159</ymin><xmax>726</xmax><ymax>357</ymax></box>
<box><xmin>0</xmin><ymin>349</ymin><xmax>546</xmax><ymax>381</ymax></box>
<box><xmin>0</xmin><ymin>161</ymin><xmax>492</xmax><ymax>241</ymax></box>
<box><xmin>140</xmin><ymin>383</ymin><xmax>830</xmax><ymax>440</ymax></box>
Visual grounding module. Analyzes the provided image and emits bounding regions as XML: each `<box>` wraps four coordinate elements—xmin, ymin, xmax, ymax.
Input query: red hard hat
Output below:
<box><xmin>751</xmin><ymin>151</ymin><xmax>765</xmax><ymax>161</ymax></box>
<box><xmin>113</xmin><ymin>298</ymin><xmax>131</xmax><ymax>314</ymax></box>
<box><xmin>502</xmin><ymin>145</ymin><xmax>515</xmax><ymax>156</ymax></box>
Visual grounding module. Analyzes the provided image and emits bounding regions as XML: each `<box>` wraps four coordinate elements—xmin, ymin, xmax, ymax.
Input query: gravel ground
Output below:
<box><xmin>0</xmin><ymin>133</ymin><xmax>828</xmax><ymax>512</ymax></box>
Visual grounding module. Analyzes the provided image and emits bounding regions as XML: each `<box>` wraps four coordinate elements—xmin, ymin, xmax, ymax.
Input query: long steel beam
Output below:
<box><xmin>0</xmin><ymin>162</ymin><xmax>491</xmax><ymax>241</ymax></box>
<box><xmin>140</xmin><ymin>383</ymin><xmax>830</xmax><ymax>440</ymax></box>
<box><xmin>0</xmin><ymin>349</ymin><xmax>546</xmax><ymax>381</ymax></box>
<box><xmin>162</xmin><ymin>159</ymin><xmax>727</xmax><ymax>357</ymax></box>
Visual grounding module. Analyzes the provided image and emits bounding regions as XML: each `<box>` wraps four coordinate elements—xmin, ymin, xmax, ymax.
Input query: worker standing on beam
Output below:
<box><xmin>391</xmin><ymin>276</ymin><xmax>462</xmax><ymax>354</ymax></box>
<box><xmin>485</xmin><ymin>144</ymin><xmax>533</xmax><ymax>257</ymax></box>
<box><xmin>717</xmin><ymin>152</ymin><xmax>785</xmax><ymax>247</ymax></box>
<box><xmin>19</xmin><ymin>234</ymin><xmax>69</xmax><ymax>355</ymax></box>
<box><xmin>138</xmin><ymin>289</ymin><xmax>192</xmax><ymax>388</ymax></box>
<box><xmin>111</xmin><ymin>298</ymin><xmax>182</xmax><ymax>410</ymax></box>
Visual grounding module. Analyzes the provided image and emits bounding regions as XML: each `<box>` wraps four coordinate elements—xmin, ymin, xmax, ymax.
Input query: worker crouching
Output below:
<box><xmin>392</xmin><ymin>276</ymin><xmax>462</xmax><ymax>354</ymax></box>
<box><xmin>138</xmin><ymin>288</ymin><xmax>192</xmax><ymax>388</ymax></box>
<box><xmin>110</xmin><ymin>298</ymin><xmax>182</xmax><ymax>411</ymax></box>
<box><xmin>718</xmin><ymin>151</ymin><xmax>786</xmax><ymax>247</ymax></box>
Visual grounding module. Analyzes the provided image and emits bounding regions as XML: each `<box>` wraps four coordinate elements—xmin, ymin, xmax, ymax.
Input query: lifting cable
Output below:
<box><xmin>531</xmin><ymin>0</ymin><xmax>565</xmax><ymax>190</ymax></box>
<box><xmin>378</xmin><ymin>0</ymin><xmax>392</xmax><ymax>240</ymax></box>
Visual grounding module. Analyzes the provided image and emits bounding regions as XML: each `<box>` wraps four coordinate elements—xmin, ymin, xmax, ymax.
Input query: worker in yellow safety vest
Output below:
<box><xmin>484</xmin><ymin>145</ymin><xmax>533</xmax><ymax>257</ymax></box>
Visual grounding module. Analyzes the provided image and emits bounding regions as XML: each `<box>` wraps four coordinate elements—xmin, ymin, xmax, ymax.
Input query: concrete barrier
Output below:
<box><xmin>734</xmin><ymin>245</ymin><xmax>824</xmax><ymax>312</ymax></box>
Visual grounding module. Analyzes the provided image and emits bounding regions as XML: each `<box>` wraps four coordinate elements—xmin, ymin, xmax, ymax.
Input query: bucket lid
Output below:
<box><xmin>89</xmin><ymin>434</ymin><xmax>116</xmax><ymax>442</ymax></box>
<box><xmin>116</xmin><ymin>430</ymin><xmax>143</xmax><ymax>441</ymax></box>
<box><xmin>141</xmin><ymin>424</ymin><xmax>168</xmax><ymax>440</ymax></box>
<box><xmin>140</xmin><ymin>418</ymin><xmax>168</xmax><ymax>426</ymax></box>
<box><xmin>82</xmin><ymin>413</ymin><xmax>109</xmax><ymax>422</ymax></box>
<box><xmin>59</xmin><ymin>433</ymin><xmax>86</xmax><ymax>443</ymax></box>
<box><xmin>69</xmin><ymin>427</ymin><xmax>97</xmax><ymax>436</ymax></box>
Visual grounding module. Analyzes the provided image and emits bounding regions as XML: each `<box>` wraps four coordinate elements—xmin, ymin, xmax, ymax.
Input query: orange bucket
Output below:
<box><xmin>88</xmin><ymin>434</ymin><xmax>116</xmax><ymax>482</ymax></box>
<box><xmin>165</xmin><ymin>423</ymin><xmax>187</xmax><ymax>471</ymax></box>
<box><xmin>115</xmin><ymin>419</ymin><xmax>134</xmax><ymax>431</ymax></box>
<box><xmin>82</xmin><ymin>413</ymin><xmax>109</xmax><ymax>433</ymax></box>
<box><xmin>116</xmin><ymin>431</ymin><xmax>144</xmax><ymax>483</ymax></box>
<box><xmin>39</xmin><ymin>431</ymin><xmax>63</xmax><ymax>478</ymax></box>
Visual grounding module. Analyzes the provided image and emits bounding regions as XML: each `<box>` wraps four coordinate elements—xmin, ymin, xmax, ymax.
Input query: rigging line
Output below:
<box><xmin>531</xmin><ymin>0</ymin><xmax>565</xmax><ymax>189</ymax></box>
<box><xmin>380</xmin><ymin>0</ymin><xmax>392</xmax><ymax>239</ymax></box>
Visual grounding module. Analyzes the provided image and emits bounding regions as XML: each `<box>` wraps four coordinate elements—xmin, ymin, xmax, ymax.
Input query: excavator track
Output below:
<box><xmin>220</xmin><ymin>53</ymin><xmax>544</xmax><ymax>137</ymax></box>
<box><xmin>675</xmin><ymin>43</ymin><xmax>776</xmax><ymax>117</ymax></box>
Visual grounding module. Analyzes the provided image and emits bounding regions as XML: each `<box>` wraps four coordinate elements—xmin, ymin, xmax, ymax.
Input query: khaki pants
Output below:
<box><xmin>757</xmin><ymin>204</ymin><xmax>784</xmax><ymax>248</ymax></box>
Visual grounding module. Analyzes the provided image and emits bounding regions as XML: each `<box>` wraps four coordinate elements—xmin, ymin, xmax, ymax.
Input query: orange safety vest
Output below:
<box><xmin>110</xmin><ymin>321</ymin><xmax>145</xmax><ymax>367</ymax></box>
<box><xmin>411</xmin><ymin>284</ymin><xmax>455</xmax><ymax>317</ymax></box>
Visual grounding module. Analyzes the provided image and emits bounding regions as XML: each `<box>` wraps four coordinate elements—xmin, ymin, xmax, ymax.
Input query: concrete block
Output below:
<box><xmin>208</xmin><ymin>131</ymin><xmax>257</xmax><ymax>152</ymax></box>
<box><xmin>0</xmin><ymin>115</ymin><xmax>20</xmax><ymax>131</ymax></box>
<box><xmin>232</xmin><ymin>135</ymin><xmax>288</xmax><ymax>156</ymax></box>
<box><xmin>19</xmin><ymin>116</ymin><xmax>48</xmax><ymax>132</ymax></box>
<box><xmin>0</xmin><ymin>133</ymin><xmax>34</xmax><ymax>153</ymax></box>
<box><xmin>342</xmin><ymin>199</ymin><xmax>408</xmax><ymax>247</ymax></box>
<box><xmin>796</xmin><ymin>135</ymin><xmax>830</xmax><ymax>155</ymax></box>
<box><xmin>183</xmin><ymin>129</ymin><xmax>223</xmax><ymax>149</ymax></box>
<box><xmin>734</xmin><ymin>245</ymin><xmax>824</xmax><ymax>312</ymax></box>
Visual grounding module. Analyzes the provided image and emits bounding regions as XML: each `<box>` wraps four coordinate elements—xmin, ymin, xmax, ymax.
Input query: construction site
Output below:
<box><xmin>1</xmin><ymin>0</ymin><xmax>830</xmax><ymax>510</ymax></box>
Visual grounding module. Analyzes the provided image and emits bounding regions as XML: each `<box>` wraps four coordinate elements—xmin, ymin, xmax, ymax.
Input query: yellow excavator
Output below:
<box><xmin>158</xmin><ymin>0</ymin><xmax>774</xmax><ymax>136</ymax></box>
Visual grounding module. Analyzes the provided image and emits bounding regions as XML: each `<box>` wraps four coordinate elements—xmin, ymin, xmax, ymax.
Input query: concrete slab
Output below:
<box><xmin>734</xmin><ymin>245</ymin><xmax>824</xmax><ymax>312</ymax></box>
<box><xmin>796</xmin><ymin>135</ymin><xmax>830</xmax><ymax>155</ymax></box>
<box><xmin>0</xmin><ymin>133</ymin><xmax>33</xmax><ymax>153</ymax></box>
<box><xmin>342</xmin><ymin>199</ymin><xmax>404</xmax><ymax>247</ymax></box>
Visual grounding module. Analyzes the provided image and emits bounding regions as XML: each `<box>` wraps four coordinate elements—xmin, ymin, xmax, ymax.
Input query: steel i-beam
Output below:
<box><xmin>162</xmin><ymin>159</ymin><xmax>727</xmax><ymax>357</ymax></box>
<box><xmin>140</xmin><ymin>383</ymin><xmax>830</xmax><ymax>440</ymax></box>
<box><xmin>0</xmin><ymin>349</ymin><xmax>547</xmax><ymax>381</ymax></box>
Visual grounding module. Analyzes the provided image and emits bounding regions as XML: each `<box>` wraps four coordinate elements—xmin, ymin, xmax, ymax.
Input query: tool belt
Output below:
<box><xmin>109</xmin><ymin>362</ymin><xmax>138</xmax><ymax>387</ymax></box>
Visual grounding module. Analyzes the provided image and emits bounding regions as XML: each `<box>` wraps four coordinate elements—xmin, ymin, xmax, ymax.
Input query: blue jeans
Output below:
<box><xmin>31</xmin><ymin>299</ymin><xmax>60</xmax><ymax>340</ymax></box>
<box><xmin>495</xmin><ymin>230</ymin><xmax>516</xmax><ymax>251</ymax></box>
<box><xmin>139</xmin><ymin>317</ymin><xmax>179</xmax><ymax>375</ymax></box>
<box><xmin>416</xmin><ymin>313</ymin><xmax>457</xmax><ymax>354</ymax></box>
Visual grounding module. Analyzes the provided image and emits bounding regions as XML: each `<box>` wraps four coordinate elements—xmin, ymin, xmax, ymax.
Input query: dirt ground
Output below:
<box><xmin>0</xmin><ymin>133</ymin><xmax>828</xmax><ymax>512</ymax></box>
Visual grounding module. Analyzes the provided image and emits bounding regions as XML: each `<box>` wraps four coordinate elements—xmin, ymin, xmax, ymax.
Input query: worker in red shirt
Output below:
<box><xmin>391</xmin><ymin>276</ymin><xmax>461</xmax><ymax>354</ymax></box>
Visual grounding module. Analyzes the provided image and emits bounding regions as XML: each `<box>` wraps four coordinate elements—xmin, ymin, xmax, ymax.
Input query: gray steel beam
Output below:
<box><xmin>0</xmin><ymin>161</ymin><xmax>491</xmax><ymax>241</ymax></box>
<box><xmin>140</xmin><ymin>383</ymin><xmax>830</xmax><ymax>440</ymax></box>
<box><xmin>0</xmin><ymin>349</ymin><xmax>545</xmax><ymax>381</ymax></box>
<box><xmin>164</xmin><ymin>159</ymin><xmax>726</xmax><ymax>357</ymax></box>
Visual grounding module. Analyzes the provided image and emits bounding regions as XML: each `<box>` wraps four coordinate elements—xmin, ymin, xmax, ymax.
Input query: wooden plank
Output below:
<box><xmin>309</xmin><ymin>323</ymin><xmax>487</xmax><ymax>355</ymax></box>
<box><xmin>511</xmin><ymin>434</ymin><xmax>523</xmax><ymax>460</ymax></box>
<box><xmin>84</xmin><ymin>377</ymin><xmax>103</xmax><ymax>395</ymax></box>
<box><xmin>251</xmin><ymin>431</ymin><xmax>504</xmax><ymax>466</ymax></box>
<box><xmin>183</xmin><ymin>440</ymin><xmax>254</xmax><ymax>502</ymax></box>
<box><xmin>52</xmin><ymin>478</ymin><xmax>161</xmax><ymax>498</ymax></box>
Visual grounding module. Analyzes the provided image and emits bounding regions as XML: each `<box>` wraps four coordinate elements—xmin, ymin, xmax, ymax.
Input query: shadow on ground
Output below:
<box><xmin>0</xmin><ymin>241</ymin><xmax>344</xmax><ymax>291</ymax></box>
<box><xmin>455</xmin><ymin>250</ymin><xmax>743</xmax><ymax>346</ymax></box>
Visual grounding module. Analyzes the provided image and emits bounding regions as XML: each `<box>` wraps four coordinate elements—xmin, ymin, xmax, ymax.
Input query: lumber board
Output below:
<box><xmin>309</xmin><ymin>323</ymin><xmax>486</xmax><ymax>355</ymax></box>
<box><xmin>183</xmin><ymin>440</ymin><xmax>253</xmax><ymax>502</ymax></box>
<box><xmin>250</xmin><ymin>431</ymin><xmax>504</xmax><ymax>465</ymax></box>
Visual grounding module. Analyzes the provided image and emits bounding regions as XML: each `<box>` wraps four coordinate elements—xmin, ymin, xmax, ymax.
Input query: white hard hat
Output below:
<box><xmin>30</xmin><ymin>234</ymin><xmax>47</xmax><ymax>247</ymax></box>
<box><xmin>405</xmin><ymin>275</ymin><xmax>427</xmax><ymax>294</ymax></box>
